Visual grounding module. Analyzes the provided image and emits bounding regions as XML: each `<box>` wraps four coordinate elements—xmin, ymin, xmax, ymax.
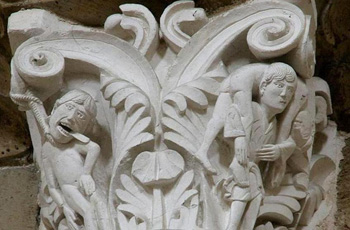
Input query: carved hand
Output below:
<box><xmin>256</xmin><ymin>144</ymin><xmax>281</xmax><ymax>161</ymax></box>
<box><xmin>223</xmin><ymin>175</ymin><xmax>235</xmax><ymax>188</ymax></box>
<box><xmin>63</xmin><ymin>205</ymin><xmax>79</xmax><ymax>230</ymax></box>
<box><xmin>235</xmin><ymin>136</ymin><xmax>248</xmax><ymax>166</ymax></box>
<box><xmin>79</xmin><ymin>174</ymin><xmax>96</xmax><ymax>196</ymax></box>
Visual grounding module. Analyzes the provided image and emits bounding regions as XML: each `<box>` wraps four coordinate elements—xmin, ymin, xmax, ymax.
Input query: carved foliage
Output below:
<box><xmin>104</xmin><ymin>4</ymin><xmax>159</xmax><ymax>60</ymax></box>
<box><xmin>116</xmin><ymin>170</ymin><xmax>199</xmax><ymax>230</ymax></box>
<box><xmin>7</xmin><ymin>1</ymin><xmax>337</xmax><ymax>230</ymax></box>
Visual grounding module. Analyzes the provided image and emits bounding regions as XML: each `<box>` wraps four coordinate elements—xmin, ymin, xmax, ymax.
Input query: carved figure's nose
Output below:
<box><xmin>280</xmin><ymin>87</ymin><xmax>287</xmax><ymax>98</ymax></box>
<box><xmin>66</xmin><ymin>111</ymin><xmax>76</xmax><ymax>124</ymax></box>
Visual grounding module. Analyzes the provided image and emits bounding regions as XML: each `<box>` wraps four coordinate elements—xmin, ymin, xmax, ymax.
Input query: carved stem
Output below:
<box><xmin>154</xmin><ymin>112</ymin><xmax>166</xmax><ymax>151</ymax></box>
<box><xmin>152</xmin><ymin>188</ymin><xmax>165</xmax><ymax>229</ymax></box>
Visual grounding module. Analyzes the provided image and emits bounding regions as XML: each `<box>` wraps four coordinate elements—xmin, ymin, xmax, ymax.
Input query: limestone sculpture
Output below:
<box><xmin>8</xmin><ymin>0</ymin><xmax>337</xmax><ymax>229</ymax></box>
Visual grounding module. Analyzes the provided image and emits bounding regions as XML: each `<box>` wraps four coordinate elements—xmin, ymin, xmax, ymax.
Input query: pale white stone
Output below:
<box><xmin>160</xmin><ymin>0</ymin><xmax>208</xmax><ymax>53</ymax></box>
<box><xmin>7</xmin><ymin>1</ymin><xmax>338</xmax><ymax>230</ymax></box>
<box><xmin>104</xmin><ymin>4</ymin><xmax>159</xmax><ymax>60</ymax></box>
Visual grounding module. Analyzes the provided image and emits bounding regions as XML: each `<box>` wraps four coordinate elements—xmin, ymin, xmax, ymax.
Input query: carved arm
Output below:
<box><xmin>78</xmin><ymin>140</ymin><xmax>100</xmax><ymax>196</ymax></box>
<box><xmin>42</xmin><ymin>157</ymin><xmax>65</xmax><ymax>207</ymax></box>
<box><xmin>196</xmin><ymin>92</ymin><xmax>232</xmax><ymax>154</ymax></box>
<box><xmin>82</xmin><ymin>141</ymin><xmax>101</xmax><ymax>176</ymax></box>
<box><xmin>263</xmin><ymin>137</ymin><xmax>297</xmax><ymax>189</ymax></box>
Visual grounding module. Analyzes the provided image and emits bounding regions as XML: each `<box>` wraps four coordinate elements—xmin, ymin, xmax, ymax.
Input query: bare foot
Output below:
<box><xmin>194</xmin><ymin>154</ymin><xmax>217</xmax><ymax>175</ymax></box>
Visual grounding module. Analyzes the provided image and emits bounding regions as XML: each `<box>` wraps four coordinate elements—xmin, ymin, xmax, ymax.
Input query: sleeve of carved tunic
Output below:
<box><xmin>264</xmin><ymin>137</ymin><xmax>296</xmax><ymax>189</ymax></box>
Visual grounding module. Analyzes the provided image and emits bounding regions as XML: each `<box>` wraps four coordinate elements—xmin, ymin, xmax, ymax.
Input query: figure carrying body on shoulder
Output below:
<box><xmin>195</xmin><ymin>62</ymin><xmax>297</xmax><ymax>230</ymax></box>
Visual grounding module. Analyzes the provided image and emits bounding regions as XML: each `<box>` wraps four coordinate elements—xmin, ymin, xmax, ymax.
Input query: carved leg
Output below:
<box><xmin>194</xmin><ymin>153</ymin><xmax>217</xmax><ymax>174</ymax></box>
<box><xmin>61</xmin><ymin>185</ymin><xmax>98</xmax><ymax>230</ymax></box>
<box><xmin>90</xmin><ymin>193</ymin><xmax>113</xmax><ymax>230</ymax></box>
<box><xmin>226</xmin><ymin>201</ymin><xmax>247</xmax><ymax>230</ymax></box>
<box><xmin>241</xmin><ymin>194</ymin><xmax>263</xmax><ymax>230</ymax></box>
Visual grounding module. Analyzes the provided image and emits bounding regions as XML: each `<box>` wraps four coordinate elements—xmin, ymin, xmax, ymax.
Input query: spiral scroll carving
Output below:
<box><xmin>13</xmin><ymin>47</ymin><xmax>65</xmax><ymax>88</ymax></box>
<box><xmin>247</xmin><ymin>15</ymin><xmax>304</xmax><ymax>59</ymax></box>
<box><xmin>7</xmin><ymin>2</ymin><xmax>336</xmax><ymax>230</ymax></box>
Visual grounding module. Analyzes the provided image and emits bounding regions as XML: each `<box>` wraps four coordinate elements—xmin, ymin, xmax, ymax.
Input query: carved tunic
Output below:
<box><xmin>223</xmin><ymin>102</ymin><xmax>270</xmax><ymax>202</ymax></box>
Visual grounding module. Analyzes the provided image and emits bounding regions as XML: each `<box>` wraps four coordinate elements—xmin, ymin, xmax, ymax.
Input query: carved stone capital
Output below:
<box><xmin>8</xmin><ymin>1</ymin><xmax>338</xmax><ymax>229</ymax></box>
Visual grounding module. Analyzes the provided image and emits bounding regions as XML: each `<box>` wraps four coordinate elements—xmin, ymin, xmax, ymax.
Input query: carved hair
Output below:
<box><xmin>260</xmin><ymin>62</ymin><xmax>297</xmax><ymax>91</ymax></box>
<box><xmin>52</xmin><ymin>89</ymin><xmax>97</xmax><ymax>119</ymax></box>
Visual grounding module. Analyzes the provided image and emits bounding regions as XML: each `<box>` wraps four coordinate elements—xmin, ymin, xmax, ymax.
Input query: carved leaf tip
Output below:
<box><xmin>160</xmin><ymin>0</ymin><xmax>208</xmax><ymax>53</ymax></box>
<box><xmin>104</xmin><ymin>3</ymin><xmax>159</xmax><ymax>60</ymax></box>
<box><xmin>101</xmin><ymin>78</ymin><xmax>151</xmax><ymax>113</ymax></box>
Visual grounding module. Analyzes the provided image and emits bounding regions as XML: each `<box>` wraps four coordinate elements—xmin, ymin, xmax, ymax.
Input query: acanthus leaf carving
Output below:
<box><xmin>7</xmin><ymin>1</ymin><xmax>339</xmax><ymax>230</ymax></box>
<box><xmin>116</xmin><ymin>170</ymin><xmax>199</xmax><ymax>230</ymax></box>
<box><xmin>131</xmin><ymin>149</ymin><xmax>185</xmax><ymax>185</ymax></box>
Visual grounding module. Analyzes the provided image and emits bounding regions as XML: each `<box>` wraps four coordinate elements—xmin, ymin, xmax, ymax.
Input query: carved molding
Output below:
<box><xmin>8</xmin><ymin>1</ymin><xmax>337</xmax><ymax>229</ymax></box>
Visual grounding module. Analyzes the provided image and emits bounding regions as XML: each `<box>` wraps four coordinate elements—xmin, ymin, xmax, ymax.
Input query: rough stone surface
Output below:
<box><xmin>0</xmin><ymin>0</ymin><xmax>248</xmax><ymax>27</ymax></box>
<box><xmin>336</xmin><ymin>135</ymin><xmax>350</xmax><ymax>230</ymax></box>
<box><xmin>0</xmin><ymin>165</ymin><xmax>39</xmax><ymax>230</ymax></box>
<box><xmin>0</xmin><ymin>0</ymin><xmax>176</xmax><ymax>27</ymax></box>
<box><xmin>0</xmin><ymin>96</ymin><xmax>31</xmax><ymax>160</ymax></box>
<box><xmin>312</xmin><ymin>0</ymin><xmax>350</xmax><ymax>229</ymax></box>
<box><xmin>315</xmin><ymin>0</ymin><xmax>350</xmax><ymax>132</ymax></box>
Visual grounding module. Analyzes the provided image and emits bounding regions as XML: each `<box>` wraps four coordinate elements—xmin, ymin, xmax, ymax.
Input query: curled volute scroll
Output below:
<box><xmin>104</xmin><ymin>4</ymin><xmax>159</xmax><ymax>60</ymax></box>
<box><xmin>10</xmin><ymin>28</ymin><xmax>160</xmax><ymax>230</ymax></box>
<box><xmin>8</xmin><ymin>1</ymin><xmax>337</xmax><ymax>230</ymax></box>
<box><xmin>160</xmin><ymin>0</ymin><xmax>335</xmax><ymax>230</ymax></box>
<box><xmin>160</xmin><ymin>0</ymin><xmax>209</xmax><ymax>53</ymax></box>
<box><xmin>163</xmin><ymin>0</ymin><xmax>306</xmax><ymax>95</ymax></box>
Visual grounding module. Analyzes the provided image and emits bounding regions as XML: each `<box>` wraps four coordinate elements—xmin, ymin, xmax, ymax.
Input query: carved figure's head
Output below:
<box><xmin>315</xmin><ymin>96</ymin><xmax>328</xmax><ymax>131</ymax></box>
<box><xmin>259</xmin><ymin>63</ymin><xmax>297</xmax><ymax>114</ymax></box>
<box><xmin>292</xmin><ymin>110</ymin><xmax>313</xmax><ymax>146</ymax></box>
<box><xmin>49</xmin><ymin>90</ymin><xmax>97</xmax><ymax>143</ymax></box>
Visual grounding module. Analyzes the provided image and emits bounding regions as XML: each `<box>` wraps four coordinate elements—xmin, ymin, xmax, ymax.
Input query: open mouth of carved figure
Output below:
<box><xmin>58</xmin><ymin>122</ymin><xmax>72</xmax><ymax>136</ymax></box>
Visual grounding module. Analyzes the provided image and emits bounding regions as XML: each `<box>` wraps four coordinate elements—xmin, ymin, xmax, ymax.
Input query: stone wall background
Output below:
<box><xmin>311</xmin><ymin>1</ymin><xmax>350</xmax><ymax>229</ymax></box>
<box><xmin>0</xmin><ymin>0</ymin><xmax>348</xmax><ymax>229</ymax></box>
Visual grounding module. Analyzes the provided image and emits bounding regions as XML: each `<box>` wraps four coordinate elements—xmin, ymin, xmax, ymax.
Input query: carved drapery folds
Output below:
<box><xmin>8</xmin><ymin>0</ymin><xmax>336</xmax><ymax>229</ymax></box>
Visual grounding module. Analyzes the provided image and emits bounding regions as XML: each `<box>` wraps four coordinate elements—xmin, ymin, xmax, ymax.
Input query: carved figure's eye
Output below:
<box><xmin>65</xmin><ymin>103</ymin><xmax>75</xmax><ymax>110</ymax></box>
<box><xmin>76</xmin><ymin>111</ymin><xmax>86</xmax><ymax>120</ymax></box>
<box><xmin>274</xmin><ymin>81</ymin><xmax>284</xmax><ymax>88</ymax></box>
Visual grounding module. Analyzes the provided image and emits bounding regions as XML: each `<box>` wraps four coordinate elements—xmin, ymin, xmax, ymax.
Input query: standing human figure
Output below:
<box><xmin>195</xmin><ymin>63</ymin><xmax>297</xmax><ymax>230</ymax></box>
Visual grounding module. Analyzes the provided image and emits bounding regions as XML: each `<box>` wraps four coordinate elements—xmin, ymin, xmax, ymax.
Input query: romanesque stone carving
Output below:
<box><xmin>8</xmin><ymin>0</ymin><xmax>337</xmax><ymax>229</ymax></box>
